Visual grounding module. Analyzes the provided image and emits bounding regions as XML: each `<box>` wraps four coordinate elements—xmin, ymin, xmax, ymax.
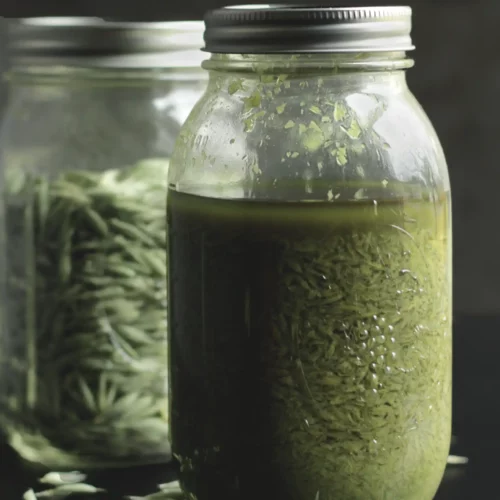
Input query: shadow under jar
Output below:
<box><xmin>167</xmin><ymin>5</ymin><xmax>452</xmax><ymax>500</ymax></box>
<box><xmin>0</xmin><ymin>18</ymin><xmax>208</xmax><ymax>469</ymax></box>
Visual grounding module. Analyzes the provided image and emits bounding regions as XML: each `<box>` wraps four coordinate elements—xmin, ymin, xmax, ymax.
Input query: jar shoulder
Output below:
<box><xmin>0</xmin><ymin>80</ymin><xmax>207</xmax><ymax>177</ymax></box>
<box><xmin>170</xmin><ymin>73</ymin><xmax>449</xmax><ymax>200</ymax></box>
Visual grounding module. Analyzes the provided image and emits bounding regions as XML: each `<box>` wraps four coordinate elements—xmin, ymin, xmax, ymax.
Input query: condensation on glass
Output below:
<box><xmin>167</xmin><ymin>5</ymin><xmax>452</xmax><ymax>500</ymax></box>
<box><xmin>0</xmin><ymin>17</ymin><xmax>207</xmax><ymax>469</ymax></box>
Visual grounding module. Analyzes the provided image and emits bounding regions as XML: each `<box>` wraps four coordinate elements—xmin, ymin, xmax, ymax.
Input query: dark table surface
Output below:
<box><xmin>0</xmin><ymin>441</ymin><xmax>490</xmax><ymax>499</ymax></box>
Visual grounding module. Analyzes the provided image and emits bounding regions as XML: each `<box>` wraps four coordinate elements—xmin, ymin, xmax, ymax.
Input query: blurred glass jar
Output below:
<box><xmin>0</xmin><ymin>17</ymin><xmax>207</xmax><ymax>469</ymax></box>
<box><xmin>168</xmin><ymin>6</ymin><xmax>452</xmax><ymax>500</ymax></box>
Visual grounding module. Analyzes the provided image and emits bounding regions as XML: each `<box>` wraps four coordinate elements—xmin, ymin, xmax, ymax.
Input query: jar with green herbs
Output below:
<box><xmin>168</xmin><ymin>5</ymin><xmax>452</xmax><ymax>500</ymax></box>
<box><xmin>0</xmin><ymin>17</ymin><xmax>207</xmax><ymax>469</ymax></box>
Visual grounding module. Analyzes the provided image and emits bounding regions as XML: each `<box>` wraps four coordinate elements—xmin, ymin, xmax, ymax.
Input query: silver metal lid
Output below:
<box><xmin>8</xmin><ymin>17</ymin><xmax>206</xmax><ymax>69</ymax></box>
<box><xmin>204</xmin><ymin>5</ymin><xmax>414</xmax><ymax>54</ymax></box>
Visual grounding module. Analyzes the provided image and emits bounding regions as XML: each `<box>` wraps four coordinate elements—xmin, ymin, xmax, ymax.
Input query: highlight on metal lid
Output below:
<box><xmin>8</xmin><ymin>17</ymin><xmax>206</xmax><ymax>69</ymax></box>
<box><xmin>203</xmin><ymin>4</ymin><xmax>414</xmax><ymax>54</ymax></box>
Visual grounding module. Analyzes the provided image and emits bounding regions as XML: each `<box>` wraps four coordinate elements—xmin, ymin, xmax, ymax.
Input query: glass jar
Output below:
<box><xmin>168</xmin><ymin>6</ymin><xmax>452</xmax><ymax>500</ymax></box>
<box><xmin>0</xmin><ymin>17</ymin><xmax>207</xmax><ymax>469</ymax></box>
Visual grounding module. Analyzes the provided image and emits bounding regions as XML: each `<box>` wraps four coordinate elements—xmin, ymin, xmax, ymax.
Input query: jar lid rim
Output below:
<box><xmin>203</xmin><ymin>5</ymin><xmax>415</xmax><ymax>54</ymax></box>
<box><xmin>7</xmin><ymin>17</ymin><xmax>206</xmax><ymax>69</ymax></box>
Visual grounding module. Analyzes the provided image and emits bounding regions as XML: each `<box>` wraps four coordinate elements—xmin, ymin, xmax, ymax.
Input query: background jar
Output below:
<box><xmin>167</xmin><ymin>6</ymin><xmax>452</xmax><ymax>500</ymax></box>
<box><xmin>0</xmin><ymin>17</ymin><xmax>207</xmax><ymax>469</ymax></box>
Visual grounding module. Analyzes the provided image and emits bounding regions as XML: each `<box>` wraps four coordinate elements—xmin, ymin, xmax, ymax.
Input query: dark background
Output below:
<box><xmin>0</xmin><ymin>0</ymin><xmax>496</xmax><ymax>491</ymax></box>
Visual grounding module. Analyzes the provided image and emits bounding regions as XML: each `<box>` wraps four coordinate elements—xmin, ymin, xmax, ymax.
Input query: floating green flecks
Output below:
<box><xmin>354</xmin><ymin>188</ymin><xmax>365</xmax><ymax>199</ymax></box>
<box><xmin>276</xmin><ymin>103</ymin><xmax>287</xmax><ymax>115</ymax></box>
<box><xmin>243</xmin><ymin>91</ymin><xmax>262</xmax><ymax>111</ymax></box>
<box><xmin>244</xmin><ymin>110</ymin><xmax>266</xmax><ymax>133</ymax></box>
<box><xmin>228</xmin><ymin>79</ymin><xmax>244</xmax><ymax>95</ymax></box>
<box><xmin>251</xmin><ymin>163</ymin><xmax>262</xmax><ymax>175</ymax></box>
<box><xmin>351</xmin><ymin>144</ymin><xmax>366</xmax><ymax>155</ymax></box>
<box><xmin>333</xmin><ymin>146</ymin><xmax>348</xmax><ymax>166</ymax></box>
<box><xmin>334</xmin><ymin>101</ymin><xmax>347</xmax><ymax>122</ymax></box>
<box><xmin>302</xmin><ymin>123</ymin><xmax>325</xmax><ymax>153</ymax></box>
<box><xmin>345</xmin><ymin>119</ymin><xmax>362</xmax><ymax>139</ymax></box>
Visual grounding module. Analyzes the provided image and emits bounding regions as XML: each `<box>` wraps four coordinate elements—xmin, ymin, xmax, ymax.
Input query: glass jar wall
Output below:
<box><xmin>167</xmin><ymin>6</ymin><xmax>452</xmax><ymax>500</ymax></box>
<box><xmin>0</xmin><ymin>18</ymin><xmax>207</xmax><ymax>469</ymax></box>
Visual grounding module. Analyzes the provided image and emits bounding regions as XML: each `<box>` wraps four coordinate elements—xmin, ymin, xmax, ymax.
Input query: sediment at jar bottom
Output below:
<box><xmin>0</xmin><ymin>160</ymin><xmax>171</xmax><ymax>468</ymax></box>
<box><xmin>168</xmin><ymin>189</ymin><xmax>452</xmax><ymax>500</ymax></box>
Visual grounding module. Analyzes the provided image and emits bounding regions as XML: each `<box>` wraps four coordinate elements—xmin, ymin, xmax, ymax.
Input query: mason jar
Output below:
<box><xmin>168</xmin><ymin>6</ymin><xmax>452</xmax><ymax>500</ymax></box>
<box><xmin>0</xmin><ymin>17</ymin><xmax>207</xmax><ymax>469</ymax></box>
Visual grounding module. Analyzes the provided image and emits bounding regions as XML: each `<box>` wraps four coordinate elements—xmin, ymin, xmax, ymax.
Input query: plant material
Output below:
<box><xmin>126</xmin><ymin>480</ymin><xmax>185</xmax><ymax>499</ymax></box>
<box><xmin>24</xmin><ymin>474</ymin><xmax>183</xmax><ymax>500</ymax></box>
<box><xmin>23</xmin><ymin>483</ymin><xmax>105</xmax><ymax>499</ymax></box>
<box><xmin>34</xmin><ymin>484</ymin><xmax>106</xmax><ymax>498</ymax></box>
<box><xmin>2</xmin><ymin>159</ymin><xmax>170</xmax><ymax>467</ymax></box>
<box><xmin>39</xmin><ymin>471</ymin><xmax>87</xmax><ymax>486</ymax></box>
<box><xmin>168</xmin><ymin>190</ymin><xmax>452</xmax><ymax>500</ymax></box>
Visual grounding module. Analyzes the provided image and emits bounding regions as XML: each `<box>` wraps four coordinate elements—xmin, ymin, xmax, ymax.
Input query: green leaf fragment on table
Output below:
<box><xmin>39</xmin><ymin>471</ymin><xmax>87</xmax><ymax>485</ymax></box>
<box><xmin>32</xmin><ymin>483</ymin><xmax>106</xmax><ymax>498</ymax></box>
<box><xmin>158</xmin><ymin>482</ymin><xmax>180</xmax><ymax>492</ymax></box>
<box><xmin>23</xmin><ymin>490</ymin><xmax>37</xmax><ymax>500</ymax></box>
<box><xmin>125</xmin><ymin>481</ymin><xmax>183</xmax><ymax>500</ymax></box>
<box><xmin>126</xmin><ymin>494</ymin><xmax>180</xmax><ymax>500</ymax></box>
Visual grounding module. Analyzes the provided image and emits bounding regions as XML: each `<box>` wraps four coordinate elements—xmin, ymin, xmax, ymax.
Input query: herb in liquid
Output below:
<box><xmin>168</xmin><ymin>189</ymin><xmax>451</xmax><ymax>500</ymax></box>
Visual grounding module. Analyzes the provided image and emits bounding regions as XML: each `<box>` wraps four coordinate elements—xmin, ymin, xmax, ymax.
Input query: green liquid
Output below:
<box><xmin>168</xmin><ymin>189</ymin><xmax>451</xmax><ymax>500</ymax></box>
